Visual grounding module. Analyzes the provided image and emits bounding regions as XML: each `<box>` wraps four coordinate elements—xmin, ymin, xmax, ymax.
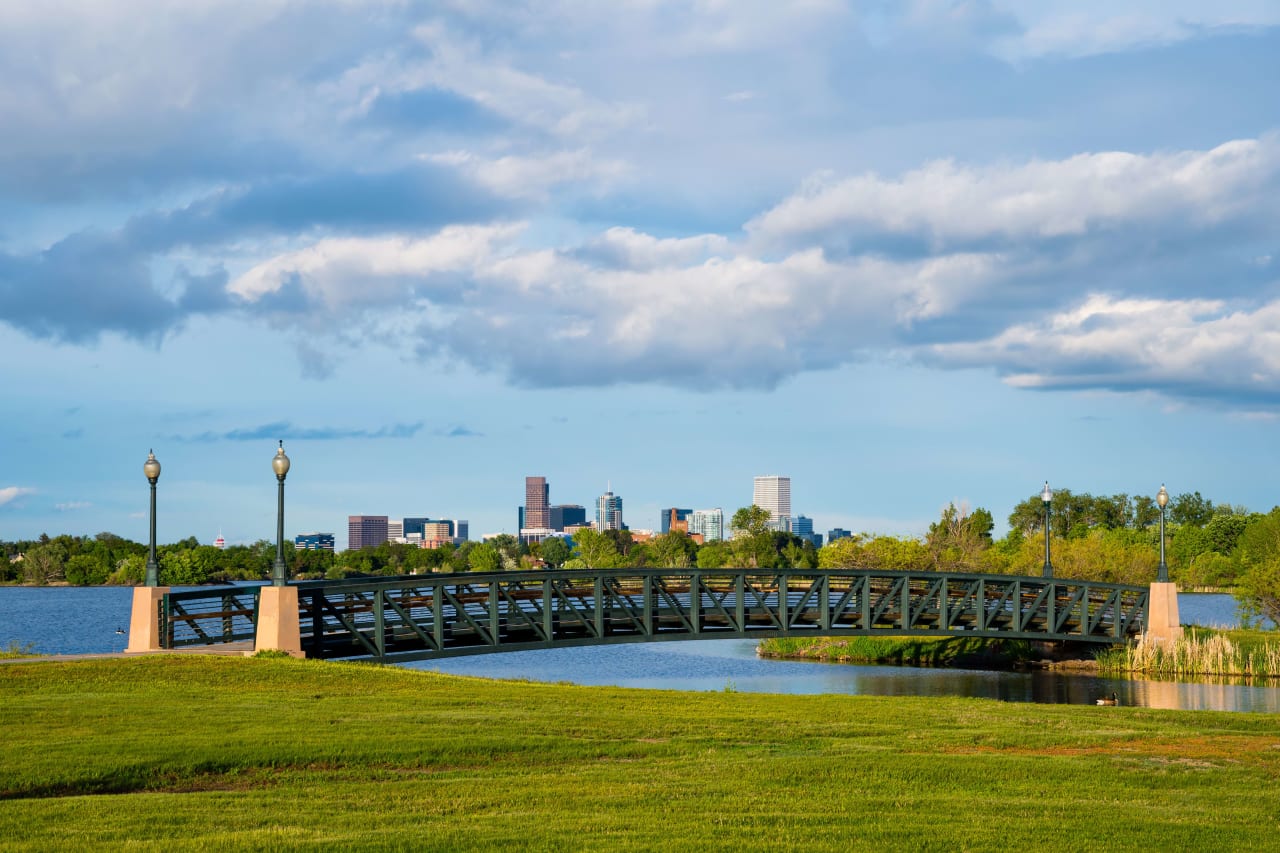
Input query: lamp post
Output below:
<box><xmin>143</xmin><ymin>450</ymin><xmax>161</xmax><ymax>586</ymax></box>
<box><xmin>1157</xmin><ymin>484</ymin><xmax>1169</xmax><ymax>583</ymax></box>
<box><xmin>272</xmin><ymin>441</ymin><xmax>291</xmax><ymax>586</ymax></box>
<box><xmin>1041</xmin><ymin>480</ymin><xmax>1053</xmax><ymax>578</ymax></box>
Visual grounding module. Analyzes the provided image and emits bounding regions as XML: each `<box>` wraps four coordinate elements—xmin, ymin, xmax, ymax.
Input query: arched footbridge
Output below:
<box><xmin>158</xmin><ymin>568</ymin><xmax>1150</xmax><ymax>664</ymax></box>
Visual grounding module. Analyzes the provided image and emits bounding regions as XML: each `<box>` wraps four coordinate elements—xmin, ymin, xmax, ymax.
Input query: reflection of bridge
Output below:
<box><xmin>158</xmin><ymin>568</ymin><xmax>1150</xmax><ymax>664</ymax></box>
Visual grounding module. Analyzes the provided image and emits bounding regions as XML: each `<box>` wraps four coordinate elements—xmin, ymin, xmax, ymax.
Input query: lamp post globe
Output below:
<box><xmin>1156</xmin><ymin>484</ymin><xmax>1170</xmax><ymax>583</ymax></box>
<box><xmin>1041</xmin><ymin>481</ymin><xmax>1053</xmax><ymax>578</ymax></box>
<box><xmin>143</xmin><ymin>450</ymin><xmax>161</xmax><ymax>587</ymax></box>
<box><xmin>272</xmin><ymin>441</ymin><xmax>290</xmax><ymax>586</ymax></box>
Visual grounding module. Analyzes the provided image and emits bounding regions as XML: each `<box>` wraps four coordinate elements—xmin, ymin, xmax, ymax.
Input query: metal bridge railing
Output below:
<box><xmin>291</xmin><ymin>569</ymin><xmax>1150</xmax><ymax>664</ymax></box>
<box><xmin>160</xmin><ymin>587</ymin><xmax>261</xmax><ymax>649</ymax></box>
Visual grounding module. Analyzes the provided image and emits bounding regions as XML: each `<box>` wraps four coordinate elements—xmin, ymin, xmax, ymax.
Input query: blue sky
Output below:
<box><xmin>2</xmin><ymin>1</ymin><xmax>1279</xmax><ymax>549</ymax></box>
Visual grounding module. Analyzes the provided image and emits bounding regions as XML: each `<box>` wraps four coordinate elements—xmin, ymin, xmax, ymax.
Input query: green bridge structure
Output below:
<box><xmin>149</xmin><ymin>568</ymin><xmax>1159</xmax><ymax>664</ymax></box>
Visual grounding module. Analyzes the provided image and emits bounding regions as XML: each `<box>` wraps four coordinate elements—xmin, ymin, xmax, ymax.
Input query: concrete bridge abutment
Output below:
<box><xmin>125</xmin><ymin>586</ymin><xmax>169</xmax><ymax>653</ymax></box>
<box><xmin>1143</xmin><ymin>582</ymin><xmax>1183</xmax><ymax>647</ymax></box>
<box><xmin>253</xmin><ymin>585</ymin><xmax>304</xmax><ymax>658</ymax></box>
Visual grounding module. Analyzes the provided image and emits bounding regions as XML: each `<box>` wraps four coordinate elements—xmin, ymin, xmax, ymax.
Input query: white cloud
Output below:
<box><xmin>578</xmin><ymin>227</ymin><xmax>733</xmax><ymax>270</ymax></box>
<box><xmin>747</xmin><ymin>136</ymin><xmax>1279</xmax><ymax>249</ymax></box>
<box><xmin>54</xmin><ymin>501</ymin><xmax>92</xmax><ymax>512</ymax></box>
<box><xmin>232</xmin><ymin>221</ymin><xmax>1004</xmax><ymax>388</ymax></box>
<box><xmin>421</xmin><ymin>149</ymin><xmax>629</xmax><ymax>200</ymax></box>
<box><xmin>932</xmin><ymin>294</ymin><xmax>1280</xmax><ymax>404</ymax></box>
<box><xmin>0</xmin><ymin>486</ymin><xmax>34</xmax><ymax>507</ymax></box>
<box><xmin>332</xmin><ymin>21</ymin><xmax>644</xmax><ymax>140</ymax></box>
<box><xmin>219</xmin><ymin>129</ymin><xmax>1280</xmax><ymax>402</ymax></box>
<box><xmin>228</xmin><ymin>223</ymin><xmax>525</xmax><ymax>306</ymax></box>
<box><xmin>993</xmin><ymin>1</ymin><xmax>1280</xmax><ymax>60</ymax></box>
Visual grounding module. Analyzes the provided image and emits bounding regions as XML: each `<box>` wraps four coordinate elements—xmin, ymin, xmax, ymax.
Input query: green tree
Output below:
<box><xmin>540</xmin><ymin>537</ymin><xmax>572</xmax><ymax>568</ymax></box>
<box><xmin>696</xmin><ymin>541</ymin><xmax>731</xmax><ymax>569</ymax></box>
<box><xmin>1169</xmin><ymin>491</ymin><xmax>1215</xmax><ymax>527</ymax></box>
<box><xmin>927</xmin><ymin>503</ymin><xmax>994</xmax><ymax>568</ymax></box>
<box><xmin>468</xmin><ymin>543</ymin><xmax>501</xmax><ymax>573</ymax></box>
<box><xmin>730</xmin><ymin>506</ymin><xmax>775</xmax><ymax>568</ymax></box>
<box><xmin>818</xmin><ymin>536</ymin><xmax>863</xmax><ymax>569</ymax></box>
<box><xmin>862</xmin><ymin>536</ymin><xmax>932</xmax><ymax>571</ymax></box>
<box><xmin>109</xmin><ymin>554</ymin><xmax>145</xmax><ymax>585</ymax></box>
<box><xmin>64</xmin><ymin>553</ymin><xmax>109</xmax><ymax>585</ymax></box>
<box><xmin>1237</xmin><ymin>556</ymin><xmax>1280</xmax><ymax>628</ymax></box>
<box><xmin>645</xmin><ymin>532</ymin><xmax>695</xmax><ymax>568</ymax></box>
<box><xmin>570</xmin><ymin>528</ymin><xmax>621</xmax><ymax>568</ymax></box>
<box><xmin>21</xmin><ymin>543</ymin><xmax>67</xmax><ymax>585</ymax></box>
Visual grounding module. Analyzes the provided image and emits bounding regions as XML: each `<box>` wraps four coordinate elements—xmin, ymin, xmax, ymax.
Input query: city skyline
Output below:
<box><xmin>2</xmin><ymin>4</ymin><xmax>1278</xmax><ymax>550</ymax></box>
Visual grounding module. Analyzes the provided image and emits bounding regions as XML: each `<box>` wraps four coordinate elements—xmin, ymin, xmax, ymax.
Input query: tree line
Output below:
<box><xmin>3</xmin><ymin>490</ymin><xmax>1277</xmax><ymax>626</ymax></box>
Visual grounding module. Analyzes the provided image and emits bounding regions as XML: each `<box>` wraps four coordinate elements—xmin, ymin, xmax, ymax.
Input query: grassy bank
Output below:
<box><xmin>1097</xmin><ymin>628</ymin><xmax>1280</xmax><ymax>679</ymax></box>
<box><xmin>757</xmin><ymin>635</ymin><xmax>1040</xmax><ymax>668</ymax></box>
<box><xmin>2</xmin><ymin>658</ymin><xmax>1280</xmax><ymax>851</ymax></box>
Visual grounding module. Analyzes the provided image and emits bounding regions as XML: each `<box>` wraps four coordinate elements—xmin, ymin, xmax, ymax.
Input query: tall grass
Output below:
<box><xmin>1097</xmin><ymin>628</ymin><xmax>1280</xmax><ymax>678</ymax></box>
<box><xmin>0</xmin><ymin>641</ymin><xmax>36</xmax><ymax>659</ymax></box>
<box><xmin>758</xmin><ymin>635</ymin><xmax>1038</xmax><ymax>667</ymax></box>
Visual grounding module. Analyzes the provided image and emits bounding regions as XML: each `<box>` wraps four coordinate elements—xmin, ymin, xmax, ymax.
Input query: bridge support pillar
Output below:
<box><xmin>1143</xmin><ymin>582</ymin><xmax>1183</xmax><ymax>648</ymax></box>
<box><xmin>254</xmin><ymin>585</ymin><xmax>303</xmax><ymax>658</ymax></box>
<box><xmin>125</xmin><ymin>586</ymin><xmax>169</xmax><ymax>653</ymax></box>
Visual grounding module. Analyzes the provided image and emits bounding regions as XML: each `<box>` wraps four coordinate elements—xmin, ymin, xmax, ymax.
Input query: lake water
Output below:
<box><xmin>3</xmin><ymin>586</ymin><xmax>1278</xmax><ymax>712</ymax></box>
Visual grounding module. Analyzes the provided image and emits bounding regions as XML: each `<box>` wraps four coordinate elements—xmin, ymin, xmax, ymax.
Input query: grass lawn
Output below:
<box><xmin>2</xmin><ymin>656</ymin><xmax>1279</xmax><ymax>851</ymax></box>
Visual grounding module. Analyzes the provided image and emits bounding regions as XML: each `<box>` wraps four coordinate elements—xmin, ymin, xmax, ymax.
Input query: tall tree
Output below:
<box><xmin>1169</xmin><ymin>491</ymin><xmax>1215</xmax><ymax>527</ymax></box>
<box><xmin>570</xmin><ymin>528</ymin><xmax>621</xmax><ymax>568</ymax></box>
<box><xmin>730</xmin><ymin>506</ymin><xmax>775</xmax><ymax>568</ymax></box>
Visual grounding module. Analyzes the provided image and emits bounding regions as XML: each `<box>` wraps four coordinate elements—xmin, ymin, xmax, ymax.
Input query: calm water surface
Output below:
<box><xmin>3</xmin><ymin>587</ymin><xmax>1277</xmax><ymax>712</ymax></box>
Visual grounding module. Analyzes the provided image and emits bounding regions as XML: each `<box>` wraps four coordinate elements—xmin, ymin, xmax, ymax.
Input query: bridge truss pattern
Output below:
<box><xmin>258</xmin><ymin>568</ymin><xmax>1150</xmax><ymax>663</ymax></box>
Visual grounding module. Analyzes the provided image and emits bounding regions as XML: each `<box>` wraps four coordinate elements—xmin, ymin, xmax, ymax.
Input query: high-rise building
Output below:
<box><xmin>660</xmin><ymin>508</ymin><xmax>693</xmax><ymax>534</ymax></box>
<box><xmin>294</xmin><ymin>532</ymin><xmax>335</xmax><ymax>551</ymax></box>
<box><xmin>549</xmin><ymin>504</ymin><xmax>586</xmax><ymax>531</ymax></box>
<box><xmin>387</xmin><ymin>520</ymin><xmax>404</xmax><ymax>541</ymax></box>
<box><xmin>525</xmin><ymin>476</ymin><xmax>550</xmax><ymax>530</ymax></box>
<box><xmin>422</xmin><ymin>521</ymin><xmax>452</xmax><ymax>547</ymax></box>
<box><xmin>348</xmin><ymin>515</ymin><xmax>389</xmax><ymax>550</ymax></box>
<box><xmin>403</xmin><ymin>517</ymin><xmax>430</xmax><ymax>538</ymax></box>
<box><xmin>793</xmin><ymin>515</ymin><xmax>822</xmax><ymax>548</ymax></box>
<box><xmin>753</xmin><ymin>475</ymin><xmax>792</xmax><ymax>532</ymax></box>
<box><xmin>596</xmin><ymin>489</ymin><xmax>623</xmax><ymax>531</ymax></box>
<box><xmin>689</xmin><ymin>508</ymin><xmax>724</xmax><ymax>542</ymax></box>
<box><xmin>452</xmin><ymin>520</ymin><xmax>469</xmax><ymax>543</ymax></box>
<box><xmin>828</xmin><ymin>527</ymin><xmax>853</xmax><ymax>543</ymax></box>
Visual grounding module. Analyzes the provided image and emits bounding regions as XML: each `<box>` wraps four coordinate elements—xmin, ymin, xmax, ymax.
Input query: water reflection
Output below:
<box><xmin>412</xmin><ymin>638</ymin><xmax>1280</xmax><ymax>713</ymax></box>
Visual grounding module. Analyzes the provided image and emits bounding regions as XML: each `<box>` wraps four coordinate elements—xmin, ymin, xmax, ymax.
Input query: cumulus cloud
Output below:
<box><xmin>0</xmin><ymin>487</ymin><xmax>34</xmax><ymax>507</ymax></box>
<box><xmin>0</xmin><ymin>164</ymin><xmax>502</xmax><ymax>344</ymax></box>
<box><xmin>230</xmin><ymin>220</ymin><xmax>1005</xmax><ymax>388</ymax></box>
<box><xmin>747</xmin><ymin>136</ymin><xmax>1280</xmax><ymax>251</ymax></box>
<box><xmin>931</xmin><ymin>294</ymin><xmax>1280</xmax><ymax>406</ymax></box>
<box><xmin>207</xmin><ymin>132</ymin><xmax>1280</xmax><ymax>406</ymax></box>
<box><xmin>2</xmin><ymin>2</ymin><xmax>1278</xmax><ymax>415</ymax></box>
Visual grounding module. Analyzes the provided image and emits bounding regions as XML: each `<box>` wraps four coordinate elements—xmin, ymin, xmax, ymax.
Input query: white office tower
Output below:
<box><xmin>387</xmin><ymin>520</ymin><xmax>405</xmax><ymax>542</ymax></box>
<box><xmin>752</xmin><ymin>475</ymin><xmax>792</xmax><ymax>532</ymax></box>
<box><xmin>689</xmin><ymin>509</ymin><xmax>724</xmax><ymax>542</ymax></box>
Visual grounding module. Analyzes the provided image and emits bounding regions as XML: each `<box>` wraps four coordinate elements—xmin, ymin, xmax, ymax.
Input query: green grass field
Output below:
<box><xmin>2</xmin><ymin>656</ymin><xmax>1279</xmax><ymax>851</ymax></box>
